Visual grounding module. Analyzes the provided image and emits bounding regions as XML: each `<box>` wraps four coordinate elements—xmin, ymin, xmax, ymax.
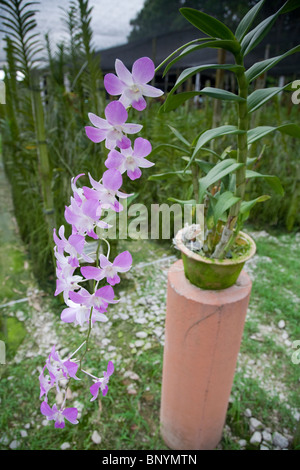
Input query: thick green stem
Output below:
<box><xmin>212</xmin><ymin>54</ymin><xmax>248</xmax><ymax>259</ymax></box>
<box><xmin>191</xmin><ymin>162</ymin><xmax>199</xmax><ymax>202</ymax></box>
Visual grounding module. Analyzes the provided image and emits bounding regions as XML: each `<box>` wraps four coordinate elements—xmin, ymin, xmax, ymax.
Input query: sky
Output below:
<box><xmin>0</xmin><ymin>0</ymin><xmax>145</xmax><ymax>67</ymax></box>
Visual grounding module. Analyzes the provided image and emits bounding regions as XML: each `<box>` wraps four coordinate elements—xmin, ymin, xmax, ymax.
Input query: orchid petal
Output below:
<box><xmin>62</xmin><ymin>407</ymin><xmax>79</xmax><ymax>424</ymax></box>
<box><xmin>133</xmin><ymin>137</ymin><xmax>152</xmax><ymax>158</ymax></box>
<box><xmin>88</xmin><ymin>112</ymin><xmax>111</xmax><ymax>129</ymax></box>
<box><xmin>132</xmin><ymin>57</ymin><xmax>155</xmax><ymax>84</ymax></box>
<box><xmin>139</xmin><ymin>83</ymin><xmax>164</xmax><ymax>98</ymax></box>
<box><xmin>103</xmin><ymin>169</ymin><xmax>123</xmax><ymax>191</ymax></box>
<box><xmin>113</xmin><ymin>250</ymin><xmax>132</xmax><ymax>271</ymax></box>
<box><xmin>115</xmin><ymin>59</ymin><xmax>133</xmax><ymax>86</ymax></box>
<box><xmin>85</xmin><ymin>126</ymin><xmax>107</xmax><ymax>143</ymax></box>
<box><xmin>104</xmin><ymin>73</ymin><xmax>125</xmax><ymax>95</ymax></box>
<box><xmin>127</xmin><ymin>168</ymin><xmax>142</xmax><ymax>180</ymax></box>
<box><xmin>105</xmin><ymin>101</ymin><xmax>127</xmax><ymax>126</ymax></box>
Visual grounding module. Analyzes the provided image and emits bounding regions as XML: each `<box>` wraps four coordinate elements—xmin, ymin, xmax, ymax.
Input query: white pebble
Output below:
<box><xmin>61</xmin><ymin>442</ymin><xmax>71</xmax><ymax>450</ymax></box>
<box><xmin>273</xmin><ymin>432</ymin><xmax>289</xmax><ymax>449</ymax></box>
<box><xmin>136</xmin><ymin>332</ymin><xmax>148</xmax><ymax>339</ymax></box>
<box><xmin>262</xmin><ymin>430</ymin><xmax>272</xmax><ymax>442</ymax></box>
<box><xmin>91</xmin><ymin>431</ymin><xmax>102</xmax><ymax>445</ymax></box>
<box><xmin>250</xmin><ymin>417</ymin><xmax>263</xmax><ymax>430</ymax></box>
<box><xmin>9</xmin><ymin>440</ymin><xmax>20</xmax><ymax>449</ymax></box>
<box><xmin>250</xmin><ymin>432</ymin><xmax>262</xmax><ymax>445</ymax></box>
<box><xmin>260</xmin><ymin>444</ymin><xmax>270</xmax><ymax>450</ymax></box>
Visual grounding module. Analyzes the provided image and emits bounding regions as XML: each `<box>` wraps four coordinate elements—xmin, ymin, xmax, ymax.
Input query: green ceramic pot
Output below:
<box><xmin>175</xmin><ymin>229</ymin><xmax>256</xmax><ymax>290</ymax></box>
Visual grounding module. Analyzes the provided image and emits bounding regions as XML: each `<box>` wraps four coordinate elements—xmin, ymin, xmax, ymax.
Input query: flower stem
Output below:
<box><xmin>79</xmin><ymin>238</ymin><xmax>102</xmax><ymax>369</ymax></box>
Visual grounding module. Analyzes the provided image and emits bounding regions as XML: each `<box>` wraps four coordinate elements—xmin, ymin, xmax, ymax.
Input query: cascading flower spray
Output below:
<box><xmin>39</xmin><ymin>57</ymin><xmax>163</xmax><ymax>428</ymax></box>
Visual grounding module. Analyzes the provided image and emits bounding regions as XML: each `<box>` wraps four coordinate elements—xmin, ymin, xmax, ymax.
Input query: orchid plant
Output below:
<box><xmin>152</xmin><ymin>0</ymin><xmax>300</xmax><ymax>259</ymax></box>
<box><xmin>39</xmin><ymin>56</ymin><xmax>163</xmax><ymax>429</ymax></box>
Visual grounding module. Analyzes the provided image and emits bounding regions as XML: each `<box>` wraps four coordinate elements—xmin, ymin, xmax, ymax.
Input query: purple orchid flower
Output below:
<box><xmin>45</xmin><ymin>345</ymin><xmax>80</xmax><ymax>391</ymax></box>
<box><xmin>40</xmin><ymin>402</ymin><xmax>79</xmax><ymax>429</ymax></box>
<box><xmin>83</xmin><ymin>169</ymin><xmax>131</xmax><ymax>213</ymax></box>
<box><xmin>61</xmin><ymin>299</ymin><xmax>108</xmax><ymax>326</ymax></box>
<box><xmin>104</xmin><ymin>57</ymin><xmax>164</xmax><ymax>111</ymax></box>
<box><xmin>53</xmin><ymin>225</ymin><xmax>93</xmax><ymax>268</ymax></box>
<box><xmin>81</xmin><ymin>250</ymin><xmax>132</xmax><ymax>286</ymax></box>
<box><xmin>64</xmin><ymin>196</ymin><xmax>110</xmax><ymax>239</ymax></box>
<box><xmin>90</xmin><ymin>361</ymin><xmax>114</xmax><ymax>402</ymax></box>
<box><xmin>54</xmin><ymin>251</ymin><xmax>83</xmax><ymax>303</ymax></box>
<box><xmin>85</xmin><ymin>101</ymin><xmax>142</xmax><ymax>150</ymax></box>
<box><xmin>39</xmin><ymin>368</ymin><xmax>53</xmax><ymax>401</ymax></box>
<box><xmin>69</xmin><ymin>285</ymin><xmax>119</xmax><ymax>314</ymax></box>
<box><xmin>105</xmin><ymin>137</ymin><xmax>154</xmax><ymax>180</ymax></box>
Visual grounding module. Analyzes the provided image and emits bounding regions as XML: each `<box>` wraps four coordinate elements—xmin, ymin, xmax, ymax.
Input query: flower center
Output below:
<box><xmin>131</xmin><ymin>84</ymin><xmax>140</xmax><ymax>94</ymax></box>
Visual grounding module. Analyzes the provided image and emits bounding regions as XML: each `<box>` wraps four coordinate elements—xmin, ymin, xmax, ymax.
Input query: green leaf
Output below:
<box><xmin>280</xmin><ymin>0</ymin><xmax>300</xmax><ymax>14</ymax></box>
<box><xmin>241</xmin><ymin>12</ymin><xmax>279</xmax><ymax>56</ymax></box>
<box><xmin>241</xmin><ymin>1</ymin><xmax>300</xmax><ymax>56</ymax></box>
<box><xmin>170</xmin><ymin>64</ymin><xmax>244</xmax><ymax>95</ymax></box>
<box><xmin>167</xmin><ymin>125</ymin><xmax>190</xmax><ymax>147</ymax></box>
<box><xmin>196</xmin><ymin>87</ymin><xmax>245</xmax><ymax>102</ymax></box>
<box><xmin>163</xmin><ymin>40</ymin><xmax>241</xmax><ymax>75</ymax></box>
<box><xmin>150</xmin><ymin>143</ymin><xmax>189</xmax><ymax>155</ymax></box>
<box><xmin>160</xmin><ymin>91</ymin><xmax>202</xmax><ymax>113</ymax></box>
<box><xmin>180</xmin><ymin>8</ymin><xmax>236</xmax><ymax>41</ymax></box>
<box><xmin>190</xmin><ymin>126</ymin><xmax>245</xmax><ymax>167</ymax></box>
<box><xmin>248</xmin><ymin>124</ymin><xmax>300</xmax><ymax>144</ymax></box>
<box><xmin>246</xmin><ymin>170</ymin><xmax>284</xmax><ymax>195</ymax></box>
<box><xmin>148</xmin><ymin>170</ymin><xmax>191</xmax><ymax>181</ymax></box>
<box><xmin>167</xmin><ymin>197</ymin><xmax>197</xmax><ymax>206</ymax></box>
<box><xmin>155</xmin><ymin>38</ymin><xmax>212</xmax><ymax>73</ymax></box>
<box><xmin>213</xmin><ymin>191</ymin><xmax>241</xmax><ymax>225</ymax></box>
<box><xmin>235</xmin><ymin>0</ymin><xmax>266</xmax><ymax>41</ymax></box>
<box><xmin>198</xmin><ymin>159</ymin><xmax>245</xmax><ymax>202</ymax></box>
<box><xmin>239</xmin><ymin>195</ymin><xmax>271</xmax><ymax>222</ymax></box>
<box><xmin>161</xmin><ymin>87</ymin><xmax>244</xmax><ymax>113</ymax></box>
<box><xmin>182</xmin><ymin>157</ymin><xmax>214</xmax><ymax>174</ymax></box>
<box><xmin>247</xmin><ymin>83</ymin><xmax>293</xmax><ymax>113</ymax></box>
<box><xmin>245</xmin><ymin>45</ymin><xmax>300</xmax><ymax>82</ymax></box>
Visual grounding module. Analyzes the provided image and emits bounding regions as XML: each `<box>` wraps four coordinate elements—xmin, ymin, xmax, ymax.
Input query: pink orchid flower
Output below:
<box><xmin>39</xmin><ymin>369</ymin><xmax>52</xmax><ymax>401</ymax></box>
<box><xmin>90</xmin><ymin>361</ymin><xmax>114</xmax><ymax>401</ymax></box>
<box><xmin>40</xmin><ymin>402</ymin><xmax>79</xmax><ymax>429</ymax></box>
<box><xmin>68</xmin><ymin>285</ymin><xmax>119</xmax><ymax>314</ymax></box>
<box><xmin>61</xmin><ymin>299</ymin><xmax>108</xmax><ymax>326</ymax></box>
<box><xmin>81</xmin><ymin>250</ymin><xmax>132</xmax><ymax>286</ymax></box>
<box><xmin>53</xmin><ymin>225</ymin><xmax>93</xmax><ymax>268</ymax></box>
<box><xmin>45</xmin><ymin>346</ymin><xmax>80</xmax><ymax>392</ymax></box>
<box><xmin>85</xmin><ymin>101</ymin><xmax>142</xmax><ymax>150</ymax></box>
<box><xmin>105</xmin><ymin>137</ymin><xmax>154</xmax><ymax>180</ymax></box>
<box><xmin>64</xmin><ymin>196</ymin><xmax>110</xmax><ymax>239</ymax></box>
<box><xmin>54</xmin><ymin>249</ymin><xmax>83</xmax><ymax>302</ymax></box>
<box><xmin>83</xmin><ymin>169</ymin><xmax>130</xmax><ymax>213</ymax></box>
<box><xmin>104</xmin><ymin>57</ymin><xmax>164</xmax><ymax>111</ymax></box>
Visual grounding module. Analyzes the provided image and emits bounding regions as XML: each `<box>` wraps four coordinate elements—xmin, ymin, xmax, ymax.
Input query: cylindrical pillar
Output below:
<box><xmin>160</xmin><ymin>260</ymin><xmax>252</xmax><ymax>450</ymax></box>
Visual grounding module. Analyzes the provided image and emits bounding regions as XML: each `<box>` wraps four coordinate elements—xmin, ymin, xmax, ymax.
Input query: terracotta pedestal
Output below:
<box><xmin>160</xmin><ymin>260</ymin><xmax>252</xmax><ymax>450</ymax></box>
